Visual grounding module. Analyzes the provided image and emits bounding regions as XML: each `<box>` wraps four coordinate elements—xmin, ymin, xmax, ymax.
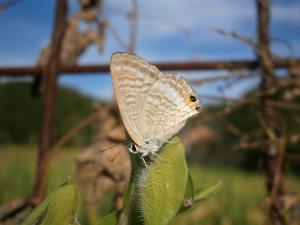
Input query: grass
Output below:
<box><xmin>186</xmin><ymin>165</ymin><xmax>267</xmax><ymax>225</ymax></box>
<box><xmin>0</xmin><ymin>145</ymin><xmax>78</xmax><ymax>203</ymax></box>
<box><xmin>0</xmin><ymin>145</ymin><xmax>299</xmax><ymax>225</ymax></box>
<box><xmin>178</xmin><ymin>164</ymin><xmax>300</xmax><ymax>225</ymax></box>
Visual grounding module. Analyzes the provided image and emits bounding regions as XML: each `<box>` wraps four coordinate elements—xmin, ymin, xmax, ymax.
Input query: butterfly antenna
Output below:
<box><xmin>97</xmin><ymin>141</ymin><xmax>132</xmax><ymax>153</ymax></box>
<box><xmin>97</xmin><ymin>143</ymin><xmax>122</xmax><ymax>153</ymax></box>
<box><xmin>110</xmin><ymin>148</ymin><xmax>123</xmax><ymax>163</ymax></box>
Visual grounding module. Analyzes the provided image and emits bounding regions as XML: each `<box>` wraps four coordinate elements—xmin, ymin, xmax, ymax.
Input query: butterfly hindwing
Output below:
<box><xmin>140</xmin><ymin>74</ymin><xmax>201</xmax><ymax>142</ymax></box>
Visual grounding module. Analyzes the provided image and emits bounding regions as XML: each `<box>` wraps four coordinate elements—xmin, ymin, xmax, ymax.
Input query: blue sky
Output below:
<box><xmin>0</xmin><ymin>0</ymin><xmax>299</xmax><ymax>102</ymax></box>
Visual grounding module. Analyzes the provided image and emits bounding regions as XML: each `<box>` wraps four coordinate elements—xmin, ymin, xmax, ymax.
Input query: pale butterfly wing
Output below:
<box><xmin>110</xmin><ymin>52</ymin><xmax>201</xmax><ymax>152</ymax></box>
<box><xmin>110</xmin><ymin>52</ymin><xmax>163</xmax><ymax>145</ymax></box>
<box><xmin>140</xmin><ymin>73</ymin><xmax>201</xmax><ymax>142</ymax></box>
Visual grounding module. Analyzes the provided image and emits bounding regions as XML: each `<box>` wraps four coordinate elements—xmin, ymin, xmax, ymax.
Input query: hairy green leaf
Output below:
<box><xmin>138</xmin><ymin>136</ymin><xmax>188</xmax><ymax>225</ymax></box>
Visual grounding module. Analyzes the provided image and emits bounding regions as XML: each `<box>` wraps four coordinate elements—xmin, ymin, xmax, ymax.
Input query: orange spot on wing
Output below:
<box><xmin>184</xmin><ymin>97</ymin><xmax>194</xmax><ymax>106</ymax></box>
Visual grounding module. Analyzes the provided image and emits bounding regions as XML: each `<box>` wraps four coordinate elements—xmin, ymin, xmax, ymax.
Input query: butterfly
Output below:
<box><xmin>110</xmin><ymin>52</ymin><xmax>201</xmax><ymax>158</ymax></box>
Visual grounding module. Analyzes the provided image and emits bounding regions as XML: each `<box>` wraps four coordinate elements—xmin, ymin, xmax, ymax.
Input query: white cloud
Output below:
<box><xmin>135</xmin><ymin>0</ymin><xmax>256</xmax><ymax>41</ymax></box>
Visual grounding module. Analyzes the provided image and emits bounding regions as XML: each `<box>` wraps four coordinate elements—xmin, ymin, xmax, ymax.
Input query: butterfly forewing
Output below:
<box><xmin>110</xmin><ymin>52</ymin><xmax>201</xmax><ymax>153</ymax></box>
<box><xmin>110</xmin><ymin>52</ymin><xmax>162</xmax><ymax>145</ymax></box>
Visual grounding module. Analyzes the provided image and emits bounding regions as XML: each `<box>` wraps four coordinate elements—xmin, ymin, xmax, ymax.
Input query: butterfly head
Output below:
<box><xmin>128</xmin><ymin>139</ymin><xmax>163</xmax><ymax>157</ymax></box>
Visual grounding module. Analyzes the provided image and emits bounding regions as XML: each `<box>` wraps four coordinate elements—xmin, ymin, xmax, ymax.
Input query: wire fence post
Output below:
<box><xmin>257</xmin><ymin>0</ymin><xmax>286</xmax><ymax>224</ymax></box>
<box><xmin>30</xmin><ymin>0</ymin><xmax>68</xmax><ymax>204</ymax></box>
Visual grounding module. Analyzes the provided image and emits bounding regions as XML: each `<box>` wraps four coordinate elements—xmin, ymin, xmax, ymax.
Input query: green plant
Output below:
<box><xmin>21</xmin><ymin>179</ymin><xmax>81</xmax><ymax>225</ymax></box>
<box><xmin>21</xmin><ymin>136</ymin><xmax>220</xmax><ymax>225</ymax></box>
<box><xmin>99</xmin><ymin>136</ymin><xmax>221</xmax><ymax>225</ymax></box>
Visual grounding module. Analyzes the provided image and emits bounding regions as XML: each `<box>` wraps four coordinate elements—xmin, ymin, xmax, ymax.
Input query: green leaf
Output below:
<box><xmin>21</xmin><ymin>193</ymin><xmax>52</xmax><ymax>225</ymax></box>
<box><xmin>21</xmin><ymin>179</ymin><xmax>81</xmax><ymax>225</ymax></box>
<box><xmin>138</xmin><ymin>136</ymin><xmax>188</xmax><ymax>225</ymax></box>
<box><xmin>98</xmin><ymin>212</ymin><xmax>118</xmax><ymax>225</ymax></box>
<box><xmin>177</xmin><ymin>171</ymin><xmax>194</xmax><ymax>214</ymax></box>
<box><xmin>170</xmin><ymin>180</ymin><xmax>221</xmax><ymax>224</ymax></box>
<box><xmin>185</xmin><ymin>172</ymin><xmax>194</xmax><ymax>199</ymax></box>
<box><xmin>194</xmin><ymin>180</ymin><xmax>222</xmax><ymax>203</ymax></box>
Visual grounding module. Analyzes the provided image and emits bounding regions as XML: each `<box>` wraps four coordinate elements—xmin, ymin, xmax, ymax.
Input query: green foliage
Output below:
<box><xmin>1</xmin><ymin>146</ymin><xmax>300</xmax><ymax>225</ymax></box>
<box><xmin>98</xmin><ymin>212</ymin><xmax>118</xmax><ymax>225</ymax></box>
<box><xmin>0</xmin><ymin>82</ymin><xmax>94</xmax><ymax>146</ymax></box>
<box><xmin>22</xmin><ymin>137</ymin><xmax>220</xmax><ymax>225</ymax></box>
<box><xmin>170</xmin><ymin>180</ymin><xmax>221</xmax><ymax>224</ymax></box>
<box><xmin>100</xmin><ymin>136</ymin><xmax>220</xmax><ymax>225</ymax></box>
<box><xmin>0</xmin><ymin>82</ymin><xmax>41</xmax><ymax>143</ymax></box>
<box><xmin>139</xmin><ymin>136</ymin><xmax>188</xmax><ymax>225</ymax></box>
<box><xmin>14</xmin><ymin>137</ymin><xmax>219</xmax><ymax>225</ymax></box>
<box><xmin>21</xmin><ymin>179</ymin><xmax>81</xmax><ymax>225</ymax></box>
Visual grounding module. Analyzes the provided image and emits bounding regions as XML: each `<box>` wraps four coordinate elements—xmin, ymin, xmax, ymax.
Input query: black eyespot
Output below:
<box><xmin>189</xmin><ymin>95</ymin><xmax>197</xmax><ymax>102</ymax></box>
<box><xmin>195</xmin><ymin>105</ymin><xmax>202</xmax><ymax>112</ymax></box>
<box><xmin>145</xmin><ymin>141</ymin><xmax>149</xmax><ymax>144</ymax></box>
<box><xmin>131</xmin><ymin>144</ymin><xmax>137</xmax><ymax>152</ymax></box>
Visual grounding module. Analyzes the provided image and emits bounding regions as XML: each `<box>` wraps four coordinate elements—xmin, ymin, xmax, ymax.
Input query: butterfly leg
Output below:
<box><xmin>150</xmin><ymin>152</ymin><xmax>168</xmax><ymax>163</ymax></box>
<box><xmin>139</xmin><ymin>154</ymin><xmax>149</xmax><ymax>169</ymax></box>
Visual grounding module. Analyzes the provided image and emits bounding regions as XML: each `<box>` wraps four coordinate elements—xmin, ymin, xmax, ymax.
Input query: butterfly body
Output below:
<box><xmin>110</xmin><ymin>52</ymin><xmax>201</xmax><ymax>157</ymax></box>
<box><xmin>128</xmin><ymin>138</ymin><xmax>164</xmax><ymax>157</ymax></box>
